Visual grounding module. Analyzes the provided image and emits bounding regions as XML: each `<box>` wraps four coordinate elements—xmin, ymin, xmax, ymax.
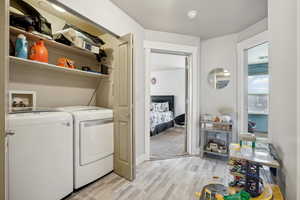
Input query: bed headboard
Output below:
<box><xmin>151</xmin><ymin>95</ymin><xmax>175</xmax><ymax>113</ymax></box>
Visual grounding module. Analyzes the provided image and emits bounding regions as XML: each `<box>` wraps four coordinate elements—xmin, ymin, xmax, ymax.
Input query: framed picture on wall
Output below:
<box><xmin>9</xmin><ymin>90</ymin><xmax>36</xmax><ymax>112</ymax></box>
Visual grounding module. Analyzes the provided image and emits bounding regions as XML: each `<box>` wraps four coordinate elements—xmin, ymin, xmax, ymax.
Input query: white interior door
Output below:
<box><xmin>0</xmin><ymin>0</ymin><xmax>9</xmax><ymax>199</ymax></box>
<box><xmin>113</xmin><ymin>33</ymin><xmax>135</xmax><ymax>180</ymax></box>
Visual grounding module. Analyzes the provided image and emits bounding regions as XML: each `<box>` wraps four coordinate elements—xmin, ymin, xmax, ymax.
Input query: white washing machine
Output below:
<box><xmin>8</xmin><ymin>112</ymin><xmax>73</xmax><ymax>200</ymax></box>
<box><xmin>57</xmin><ymin>106</ymin><xmax>114</xmax><ymax>189</ymax></box>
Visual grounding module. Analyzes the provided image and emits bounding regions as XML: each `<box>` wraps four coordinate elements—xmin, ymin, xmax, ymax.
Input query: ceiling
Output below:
<box><xmin>110</xmin><ymin>0</ymin><xmax>268</xmax><ymax>39</ymax></box>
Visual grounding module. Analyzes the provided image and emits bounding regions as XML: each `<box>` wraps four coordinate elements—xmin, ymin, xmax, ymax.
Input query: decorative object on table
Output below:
<box><xmin>239</xmin><ymin>133</ymin><xmax>256</xmax><ymax>149</ymax></box>
<box><xmin>29</xmin><ymin>39</ymin><xmax>48</xmax><ymax>63</ymax></box>
<box><xmin>206</xmin><ymin>140</ymin><xmax>227</xmax><ymax>154</ymax></box>
<box><xmin>208</xmin><ymin>68</ymin><xmax>231</xmax><ymax>89</ymax></box>
<box><xmin>151</xmin><ymin>77</ymin><xmax>157</xmax><ymax>85</ymax></box>
<box><xmin>9</xmin><ymin>90</ymin><xmax>36</xmax><ymax>112</ymax></box>
<box><xmin>15</xmin><ymin>34</ymin><xmax>28</xmax><ymax>59</ymax></box>
<box><xmin>57</xmin><ymin>58</ymin><xmax>76</xmax><ymax>69</ymax></box>
<box><xmin>213</xmin><ymin>116</ymin><xmax>221</xmax><ymax>122</ymax></box>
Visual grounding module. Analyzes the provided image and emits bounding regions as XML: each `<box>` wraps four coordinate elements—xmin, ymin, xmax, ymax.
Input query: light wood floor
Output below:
<box><xmin>67</xmin><ymin>157</ymin><xmax>231</xmax><ymax>200</ymax></box>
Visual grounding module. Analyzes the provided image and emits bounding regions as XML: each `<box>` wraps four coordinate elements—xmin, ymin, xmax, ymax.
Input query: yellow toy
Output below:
<box><xmin>197</xmin><ymin>182</ymin><xmax>283</xmax><ymax>200</ymax></box>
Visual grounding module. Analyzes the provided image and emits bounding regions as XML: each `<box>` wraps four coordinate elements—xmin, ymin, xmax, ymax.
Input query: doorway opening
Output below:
<box><xmin>149</xmin><ymin>52</ymin><xmax>189</xmax><ymax>159</ymax></box>
<box><xmin>247</xmin><ymin>43</ymin><xmax>269</xmax><ymax>138</ymax></box>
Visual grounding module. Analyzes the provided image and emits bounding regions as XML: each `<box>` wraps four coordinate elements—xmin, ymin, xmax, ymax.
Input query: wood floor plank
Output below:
<box><xmin>67</xmin><ymin>157</ymin><xmax>233</xmax><ymax>200</ymax></box>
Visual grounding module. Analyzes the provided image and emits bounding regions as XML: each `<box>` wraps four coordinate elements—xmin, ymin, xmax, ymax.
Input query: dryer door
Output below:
<box><xmin>80</xmin><ymin>119</ymin><xmax>114</xmax><ymax>166</ymax></box>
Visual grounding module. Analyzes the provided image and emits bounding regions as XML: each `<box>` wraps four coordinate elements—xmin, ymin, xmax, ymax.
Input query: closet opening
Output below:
<box><xmin>4</xmin><ymin>0</ymin><xmax>135</xmax><ymax>199</ymax></box>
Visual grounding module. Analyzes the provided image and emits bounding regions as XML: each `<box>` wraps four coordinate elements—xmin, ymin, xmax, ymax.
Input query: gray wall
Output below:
<box><xmin>269</xmin><ymin>0</ymin><xmax>298</xmax><ymax>199</ymax></box>
<box><xmin>145</xmin><ymin>30</ymin><xmax>201</xmax><ymax>47</ymax></box>
<box><xmin>237</xmin><ymin>18</ymin><xmax>268</xmax><ymax>42</ymax></box>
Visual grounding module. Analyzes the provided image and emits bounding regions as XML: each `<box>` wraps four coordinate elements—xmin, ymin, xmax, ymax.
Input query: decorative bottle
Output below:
<box><xmin>15</xmin><ymin>34</ymin><xmax>28</xmax><ymax>59</ymax></box>
<box><xmin>30</xmin><ymin>39</ymin><xmax>48</xmax><ymax>63</ymax></box>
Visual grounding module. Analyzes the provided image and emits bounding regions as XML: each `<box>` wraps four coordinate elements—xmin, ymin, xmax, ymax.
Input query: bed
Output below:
<box><xmin>150</xmin><ymin>95</ymin><xmax>175</xmax><ymax>136</ymax></box>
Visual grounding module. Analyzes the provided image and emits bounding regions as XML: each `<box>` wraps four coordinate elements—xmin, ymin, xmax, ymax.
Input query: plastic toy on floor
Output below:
<box><xmin>224</xmin><ymin>190</ymin><xmax>250</xmax><ymax>200</ymax></box>
<box><xmin>198</xmin><ymin>183</ymin><xmax>228</xmax><ymax>200</ymax></box>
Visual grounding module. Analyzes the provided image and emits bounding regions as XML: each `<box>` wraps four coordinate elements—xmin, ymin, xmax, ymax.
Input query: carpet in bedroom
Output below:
<box><xmin>150</xmin><ymin>127</ymin><xmax>186</xmax><ymax>159</ymax></box>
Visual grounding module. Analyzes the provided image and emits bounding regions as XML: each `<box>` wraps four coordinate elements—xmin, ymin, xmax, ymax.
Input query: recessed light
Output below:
<box><xmin>51</xmin><ymin>3</ymin><xmax>66</xmax><ymax>13</ymax></box>
<box><xmin>187</xmin><ymin>10</ymin><xmax>198</xmax><ymax>19</ymax></box>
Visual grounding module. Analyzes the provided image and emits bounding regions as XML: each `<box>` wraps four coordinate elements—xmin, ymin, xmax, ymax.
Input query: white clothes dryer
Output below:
<box><xmin>57</xmin><ymin>106</ymin><xmax>114</xmax><ymax>189</ymax></box>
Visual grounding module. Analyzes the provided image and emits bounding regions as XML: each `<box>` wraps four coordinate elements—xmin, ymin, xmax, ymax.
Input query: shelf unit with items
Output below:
<box><xmin>200</xmin><ymin>114</ymin><xmax>236</xmax><ymax>158</ymax></box>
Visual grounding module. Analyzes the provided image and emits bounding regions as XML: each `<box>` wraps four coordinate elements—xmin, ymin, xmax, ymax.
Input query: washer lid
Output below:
<box><xmin>9</xmin><ymin>107</ymin><xmax>58</xmax><ymax>114</ymax></box>
<box><xmin>56</xmin><ymin>106</ymin><xmax>106</xmax><ymax>112</ymax></box>
<box><xmin>8</xmin><ymin>112</ymin><xmax>72</xmax><ymax>127</ymax></box>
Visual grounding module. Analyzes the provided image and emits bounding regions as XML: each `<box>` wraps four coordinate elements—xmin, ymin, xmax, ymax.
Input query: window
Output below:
<box><xmin>248</xmin><ymin>75</ymin><xmax>269</xmax><ymax>114</ymax></box>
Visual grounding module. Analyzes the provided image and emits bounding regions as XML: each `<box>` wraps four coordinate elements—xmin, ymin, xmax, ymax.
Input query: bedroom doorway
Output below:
<box><xmin>148</xmin><ymin>52</ymin><xmax>189</xmax><ymax>159</ymax></box>
<box><xmin>144</xmin><ymin>41</ymin><xmax>199</xmax><ymax>163</ymax></box>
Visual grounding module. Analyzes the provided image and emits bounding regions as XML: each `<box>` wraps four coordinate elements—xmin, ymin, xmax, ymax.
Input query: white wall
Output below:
<box><xmin>200</xmin><ymin>34</ymin><xmax>237</xmax><ymax>115</ymax></box>
<box><xmin>56</xmin><ymin>0</ymin><xmax>146</xmax><ymax>158</ymax></box>
<box><xmin>200</xmin><ymin>18</ymin><xmax>268</xmax><ymax>116</ymax></box>
<box><xmin>151</xmin><ymin>69</ymin><xmax>185</xmax><ymax>116</ymax></box>
<box><xmin>150</xmin><ymin>53</ymin><xmax>186</xmax><ymax>116</ymax></box>
<box><xmin>269</xmin><ymin>0</ymin><xmax>298</xmax><ymax>199</ymax></box>
<box><xmin>237</xmin><ymin>18</ymin><xmax>268</xmax><ymax>42</ymax></box>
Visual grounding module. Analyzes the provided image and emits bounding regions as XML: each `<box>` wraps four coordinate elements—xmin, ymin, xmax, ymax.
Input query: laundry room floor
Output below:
<box><xmin>67</xmin><ymin>157</ymin><xmax>232</xmax><ymax>200</ymax></box>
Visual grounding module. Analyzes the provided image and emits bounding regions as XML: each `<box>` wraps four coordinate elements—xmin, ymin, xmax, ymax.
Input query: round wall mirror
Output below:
<box><xmin>208</xmin><ymin>68</ymin><xmax>231</xmax><ymax>89</ymax></box>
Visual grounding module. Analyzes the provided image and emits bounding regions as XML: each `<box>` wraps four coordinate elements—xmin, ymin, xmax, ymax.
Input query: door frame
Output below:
<box><xmin>237</xmin><ymin>31</ymin><xmax>269</xmax><ymax>135</ymax></box>
<box><xmin>297</xmin><ymin>0</ymin><xmax>300</xmax><ymax>197</ymax></box>
<box><xmin>144</xmin><ymin>41</ymin><xmax>200</xmax><ymax>161</ymax></box>
<box><xmin>0</xmin><ymin>0</ymin><xmax>9</xmax><ymax>199</ymax></box>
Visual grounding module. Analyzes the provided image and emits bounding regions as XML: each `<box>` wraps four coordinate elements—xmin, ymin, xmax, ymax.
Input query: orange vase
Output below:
<box><xmin>30</xmin><ymin>40</ymin><xmax>48</xmax><ymax>63</ymax></box>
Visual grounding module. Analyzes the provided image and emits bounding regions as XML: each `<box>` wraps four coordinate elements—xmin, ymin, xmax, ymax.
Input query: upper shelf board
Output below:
<box><xmin>10</xmin><ymin>56</ymin><xmax>109</xmax><ymax>79</ymax></box>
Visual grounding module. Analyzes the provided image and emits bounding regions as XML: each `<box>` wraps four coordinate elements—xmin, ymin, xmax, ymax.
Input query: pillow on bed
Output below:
<box><xmin>151</xmin><ymin>102</ymin><xmax>169</xmax><ymax>112</ymax></box>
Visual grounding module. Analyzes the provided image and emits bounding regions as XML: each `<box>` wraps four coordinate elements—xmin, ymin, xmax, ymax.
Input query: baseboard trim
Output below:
<box><xmin>136</xmin><ymin>154</ymin><xmax>147</xmax><ymax>166</ymax></box>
